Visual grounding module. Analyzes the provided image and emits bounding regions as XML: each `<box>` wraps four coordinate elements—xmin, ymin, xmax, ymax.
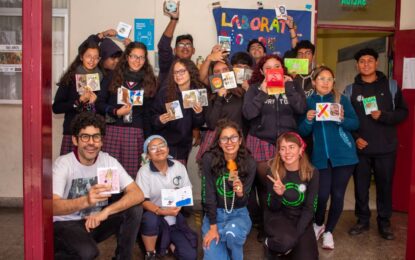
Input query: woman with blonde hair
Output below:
<box><xmin>264</xmin><ymin>132</ymin><xmax>319</xmax><ymax>259</ymax></box>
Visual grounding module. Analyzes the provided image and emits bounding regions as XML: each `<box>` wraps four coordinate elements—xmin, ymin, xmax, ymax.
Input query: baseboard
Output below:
<box><xmin>0</xmin><ymin>197</ymin><xmax>23</xmax><ymax>207</ymax></box>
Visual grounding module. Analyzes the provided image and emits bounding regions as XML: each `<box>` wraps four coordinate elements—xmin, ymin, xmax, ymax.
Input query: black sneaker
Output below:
<box><xmin>378</xmin><ymin>226</ymin><xmax>395</xmax><ymax>240</ymax></box>
<box><xmin>348</xmin><ymin>223</ymin><xmax>369</xmax><ymax>236</ymax></box>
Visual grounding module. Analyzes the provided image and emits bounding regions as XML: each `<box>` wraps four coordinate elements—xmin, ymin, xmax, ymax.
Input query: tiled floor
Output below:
<box><xmin>0</xmin><ymin>207</ymin><xmax>407</xmax><ymax>260</ymax></box>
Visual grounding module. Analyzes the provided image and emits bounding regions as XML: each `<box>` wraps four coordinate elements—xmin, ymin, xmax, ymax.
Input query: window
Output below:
<box><xmin>0</xmin><ymin>0</ymin><xmax>68</xmax><ymax>104</ymax></box>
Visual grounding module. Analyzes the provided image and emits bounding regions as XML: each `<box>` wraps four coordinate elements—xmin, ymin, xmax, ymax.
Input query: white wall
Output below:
<box><xmin>400</xmin><ymin>0</ymin><xmax>415</xmax><ymax>30</ymax></box>
<box><xmin>3</xmin><ymin>0</ymin><xmax>315</xmax><ymax>200</ymax></box>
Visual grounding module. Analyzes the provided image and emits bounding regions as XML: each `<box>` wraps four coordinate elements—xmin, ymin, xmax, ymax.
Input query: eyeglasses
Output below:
<box><xmin>176</xmin><ymin>42</ymin><xmax>193</xmax><ymax>48</ymax></box>
<box><xmin>78</xmin><ymin>133</ymin><xmax>102</xmax><ymax>143</ymax></box>
<box><xmin>128</xmin><ymin>54</ymin><xmax>145</xmax><ymax>62</ymax></box>
<box><xmin>316</xmin><ymin>77</ymin><xmax>335</xmax><ymax>83</ymax></box>
<box><xmin>173</xmin><ymin>69</ymin><xmax>187</xmax><ymax>76</ymax></box>
<box><xmin>297</xmin><ymin>51</ymin><xmax>313</xmax><ymax>58</ymax></box>
<box><xmin>219</xmin><ymin>135</ymin><xmax>240</xmax><ymax>144</ymax></box>
<box><xmin>148</xmin><ymin>143</ymin><xmax>167</xmax><ymax>153</ymax></box>
<box><xmin>83</xmin><ymin>55</ymin><xmax>101</xmax><ymax>62</ymax></box>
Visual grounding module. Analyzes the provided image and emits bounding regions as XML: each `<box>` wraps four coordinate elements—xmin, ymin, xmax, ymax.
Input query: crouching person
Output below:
<box><xmin>53</xmin><ymin>112</ymin><xmax>144</xmax><ymax>260</ymax></box>
<box><xmin>136</xmin><ymin>135</ymin><xmax>198</xmax><ymax>260</ymax></box>
<box><xmin>264</xmin><ymin>132</ymin><xmax>319</xmax><ymax>260</ymax></box>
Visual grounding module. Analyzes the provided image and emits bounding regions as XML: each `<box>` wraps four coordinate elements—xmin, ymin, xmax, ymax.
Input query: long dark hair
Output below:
<box><xmin>165</xmin><ymin>58</ymin><xmax>205</xmax><ymax>103</ymax></box>
<box><xmin>248</xmin><ymin>54</ymin><xmax>287</xmax><ymax>85</ymax></box>
<box><xmin>206</xmin><ymin>119</ymin><xmax>251</xmax><ymax>181</ymax></box>
<box><xmin>109</xmin><ymin>42</ymin><xmax>157</xmax><ymax>98</ymax></box>
<box><xmin>57</xmin><ymin>40</ymin><xmax>102</xmax><ymax>87</ymax></box>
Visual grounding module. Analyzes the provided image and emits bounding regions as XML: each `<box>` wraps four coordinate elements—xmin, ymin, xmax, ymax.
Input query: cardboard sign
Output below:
<box><xmin>76</xmin><ymin>73</ymin><xmax>100</xmax><ymax>94</ymax></box>
<box><xmin>284</xmin><ymin>58</ymin><xmax>309</xmax><ymax>75</ymax></box>
<box><xmin>161</xmin><ymin>186</ymin><xmax>194</xmax><ymax>207</ymax></box>
<box><xmin>265</xmin><ymin>68</ymin><xmax>285</xmax><ymax>95</ymax></box>
<box><xmin>165</xmin><ymin>100</ymin><xmax>183</xmax><ymax>120</ymax></box>
<box><xmin>97</xmin><ymin>167</ymin><xmax>120</xmax><ymax>194</ymax></box>
<box><xmin>362</xmin><ymin>96</ymin><xmax>378</xmax><ymax>115</ymax></box>
<box><xmin>315</xmin><ymin>103</ymin><xmax>342</xmax><ymax>122</ymax></box>
<box><xmin>116</xmin><ymin>22</ymin><xmax>132</xmax><ymax>39</ymax></box>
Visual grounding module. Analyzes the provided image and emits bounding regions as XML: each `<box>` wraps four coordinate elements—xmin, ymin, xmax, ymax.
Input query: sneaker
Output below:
<box><xmin>313</xmin><ymin>223</ymin><xmax>325</xmax><ymax>240</ymax></box>
<box><xmin>144</xmin><ymin>251</ymin><xmax>156</xmax><ymax>260</ymax></box>
<box><xmin>322</xmin><ymin>232</ymin><xmax>334</xmax><ymax>250</ymax></box>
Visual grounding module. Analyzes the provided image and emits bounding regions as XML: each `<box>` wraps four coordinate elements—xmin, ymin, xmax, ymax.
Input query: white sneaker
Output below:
<box><xmin>313</xmin><ymin>223</ymin><xmax>325</xmax><ymax>240</ymax></box>
<box><xmin>322</xmin><ymin>232</ymin><xmax>334</xmax><ymax>250</ymax></box>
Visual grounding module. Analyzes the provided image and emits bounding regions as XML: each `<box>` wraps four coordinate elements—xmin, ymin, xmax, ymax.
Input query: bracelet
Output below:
<box><xmin>290</xmin><ymin>34</ymin><xmax>298</xmax><ymax>39</ymax></box>
<box><xmin>288</xmin><ymin>26</ymin><xmax>293</xmax><ymax>30</ymax></box>
<box><xmin>171</xmin><ymin>17</ymin><xmax>179</xmax><ymax>21</ymax></box>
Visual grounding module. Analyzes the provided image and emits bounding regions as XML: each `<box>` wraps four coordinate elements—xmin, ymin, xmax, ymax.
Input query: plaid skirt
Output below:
<box><xmin>246</xmin><ymin>134</ymin><xmax>276</xmax><ymax>162</ymax></box>
<box><xmin>195</xmin><ymin>129</ymin><xmax>217</xmax><ymax>162</ymax></box>
<box><xmin>60</xmin><ymin>134</ymin><xmax>74</xmax><ymax>155</ymax></box>
<box><xmin>102</xmin><ymin>125</ymin><xmax>144</xmax><ymax>179</ymax></box>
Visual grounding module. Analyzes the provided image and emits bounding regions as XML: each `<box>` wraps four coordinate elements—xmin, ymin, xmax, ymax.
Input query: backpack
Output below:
<box><xmin>344</xmin><ymin>79</ymin><xmax>398</xmax><ymax>110</ymax></box>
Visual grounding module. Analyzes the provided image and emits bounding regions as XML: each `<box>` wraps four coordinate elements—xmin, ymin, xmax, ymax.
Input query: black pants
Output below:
<box><xmin>54</xmin><ymin>205</ymin><xmax>142</xmax><ymax>260</ymax></box>
<box><xmin>315</xmin><ymin>163</ymin><xmax>355</xmax><ymax>233</ymax></box>
<box><xmin>264</xmin><ymin>211</ymin><xmax>318</xmax><ymax>260</ymax></box>
<box><xmin>353</xmin><ymin>152</ymin><xmax>396</xmax><ymax>228</ymax></box>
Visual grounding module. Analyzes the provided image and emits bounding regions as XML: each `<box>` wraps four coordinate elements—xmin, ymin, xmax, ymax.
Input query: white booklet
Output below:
<box><xmin>222</xmin><ymin>71</ymin><xmax>237</xmax><ymax>90</ymax></box>
<box><xmin>116</xmin><ymin>22</ymin><xmax>132</xmax><ymax>39</ymax></box>
<box><xmin>316</xmin><ymin>102</ymin><xmax>342</xmax><ymax>122</ymax></box>
<box><xmin>165</xmin><ymin>100</ymin><xmax>183</xmax><ymax>120</ymax></box>
<box><xmin>117</xmin><ymin>87</ymin><xmax>144</xmax><ymax>106</ymax></box>
<box><xmin>97</xmin><ymin>167</ymin><xmax>120</xmax><ymax>194</ymax></box>
<box><xmin>161</xmin><ymin>186</ymin><xmax>193</xmax><ymax>207</ymax></box>
<box><xmin>76</xmin><ymin>73</ymin><xmax>100</xmax><ymax>94</ymax></box>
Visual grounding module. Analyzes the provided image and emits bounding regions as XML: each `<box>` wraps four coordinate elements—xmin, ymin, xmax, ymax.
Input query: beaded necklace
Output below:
<box><xmin>223</xmin><ymin>175</ymin><xmax>235</xmax><ymax>213</ymax></box>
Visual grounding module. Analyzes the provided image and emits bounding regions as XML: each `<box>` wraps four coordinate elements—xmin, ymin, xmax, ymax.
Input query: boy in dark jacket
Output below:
<box><xmin>345</xmin><ymin>48</ymin><xmax>408</xmax><ymax>240</ymax></box>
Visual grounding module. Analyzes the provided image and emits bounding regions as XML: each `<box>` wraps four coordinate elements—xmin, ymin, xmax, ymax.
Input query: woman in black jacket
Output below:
<box><xmin>53</xmin><ymin>40</ymin><xmax>103</xmax><ymax>155</ymax></box>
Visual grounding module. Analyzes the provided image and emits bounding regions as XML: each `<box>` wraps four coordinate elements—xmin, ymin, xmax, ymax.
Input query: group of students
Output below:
<box><xmin>52</xmin><ymin>3</ymin><xmax>408</xmax><ymax>260</ymax></box>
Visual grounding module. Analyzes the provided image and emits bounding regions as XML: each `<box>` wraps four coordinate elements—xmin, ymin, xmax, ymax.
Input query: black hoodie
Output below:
<box><xmin>348</xmin><ymin>71</ymin><xmax>408</xmax><ymax>155</ymax></box>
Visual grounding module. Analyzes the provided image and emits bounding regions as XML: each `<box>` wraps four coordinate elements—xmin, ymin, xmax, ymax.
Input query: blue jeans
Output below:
<box><xmin>202</xmin><ymin>207</ymin><xmax>252</xmax><ymax>260</ymax></box>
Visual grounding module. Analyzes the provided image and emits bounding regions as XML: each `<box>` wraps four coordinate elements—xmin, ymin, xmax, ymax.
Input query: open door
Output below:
<box><xmin>336</xmin><ymin>37</ymin><xmax>389</xmax><ymax>93</ymax></box>
<box><xmin>393</xmin><ymin>29</ymin><xmax>415</xmax><ymax>260</ymax></box>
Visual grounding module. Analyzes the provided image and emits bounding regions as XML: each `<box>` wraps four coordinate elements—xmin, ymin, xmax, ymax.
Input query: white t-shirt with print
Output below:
<box><xmin>53</xmin><ymin>151</ymin><xmax>133</xmax><ymax>222</ymax></box>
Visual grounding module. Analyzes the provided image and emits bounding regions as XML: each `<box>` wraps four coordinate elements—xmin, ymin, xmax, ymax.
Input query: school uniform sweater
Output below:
<box><xmin>151</xmin><ymin>84</ymin><xmax>205</xmax><ymax>158</ymax></box>
<box><xmin>96</xmin><ymin>70</ymin><xmax>154</xmax><ymax>137</ymax></box>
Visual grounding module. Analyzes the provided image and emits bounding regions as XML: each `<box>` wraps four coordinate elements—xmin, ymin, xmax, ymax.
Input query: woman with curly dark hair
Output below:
<box><xmin>96</xmin><ymin>41</ymin><xmax>157</xmax><ymax>178</ymax></box>
<box><xmin>242</xmin><ymin>54</ymin><xmax>307</xmax><ymax>241</ymax></box>
<box><xmin>151</xmin><ymin>58</ymin><xmax>205</xmax><ymax>165</ymax></box>
<box><xmin>201</xmin><ymin>119</ymin><xmax>256</xmax><ymax>260</ymax></box>
<box><xmin>53</xmin><ymin>40</ymin><xmax>104</xmax><ymax>155</ymax></box>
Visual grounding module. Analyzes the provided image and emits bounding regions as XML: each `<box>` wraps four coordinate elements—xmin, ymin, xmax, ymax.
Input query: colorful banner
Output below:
<box><xmin>134</xmin><ymin>19</ymin><xmax>155</xmax><ymax>51</ymax></box>
<box><xmin>212</xmin><ymin>8</ymin><xmax>312</xmax><ymax>56</ymax></box>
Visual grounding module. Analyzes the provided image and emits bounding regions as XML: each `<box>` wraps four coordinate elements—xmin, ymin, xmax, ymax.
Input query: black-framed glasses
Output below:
<box><xmin>78</xmin><ymin>134</ymin><xmax>102</xmax><ymax>143</ymax></box>
<box><xmin>128</xmin><ymin>54</ymin><xmax>145</xmax><ymax>62</ymax></box>
<box><xmin>219</xmin><ymin>135</ymin><xmax>240</xmax><ymax>144</ymax></box>
<box><xmin>173</xmin><ymin>69</ymin><xmax>187</xmax><ymax>76</ymax></box>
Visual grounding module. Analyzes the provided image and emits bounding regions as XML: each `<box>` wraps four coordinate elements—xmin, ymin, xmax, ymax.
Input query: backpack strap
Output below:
<box><xmin>344</xmin><ymin>83</ymin><xmax>353</xmax><ymax>101</ymax></box>
<box><xmin>388</xmin><ymin>79</ymin><xmax>398</xmax><ymax>110</ymax></box>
